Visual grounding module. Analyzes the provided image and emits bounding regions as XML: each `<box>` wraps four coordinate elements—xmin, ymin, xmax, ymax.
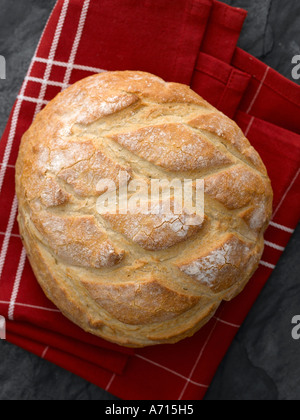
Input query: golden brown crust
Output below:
<box><xmin>82</xmin><ymin>275</ymin><xmax>200</xmax><ymax>325</ymax></box>
<box><xmin>109</xmin><ymin>123</ymin><xmax>232</xmax><ymax>172</ymax></box>
<box><xmin>176</xmin><ymin>233</ymin><xmax>263</xmax><ymax>294</ymax></box>
<box><xmin>188</xmin><ymin>112</ymin><xmax>267</xmax><ymax>174</ymax></box>
<box><xmin>103</xmin><ymin>198</ymin><xmax>205</xmax><ymax>251</ymax></box>
<box><xmin>15</xmin><ymin>70</ymin><xmax>273</xmax><ymax>347</ymax></box>
<box><xmin>30</xmin><ymin>212</ymin><xmax>125</xmax><ymax>268</ymax></box>
<box><xmin>58</xmin><ymin>147</ymin><xmax>132</xmax><ymax>198</ymax></box>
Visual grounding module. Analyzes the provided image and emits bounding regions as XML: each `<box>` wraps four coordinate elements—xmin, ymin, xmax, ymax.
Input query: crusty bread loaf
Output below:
<box><xmin>15</xmin><ymin>71</ymin><xmax>273</xmax><ymax>347</ymax></box>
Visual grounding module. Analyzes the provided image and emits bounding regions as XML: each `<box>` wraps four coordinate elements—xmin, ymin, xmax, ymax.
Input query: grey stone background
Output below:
<box><xmin>0</xmin><ymin>0</ymin><xmax>299</xmax><ymax>400</ymax></box>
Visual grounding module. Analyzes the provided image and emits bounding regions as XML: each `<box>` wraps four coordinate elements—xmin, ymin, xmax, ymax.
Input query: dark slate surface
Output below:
<box><xmin>0</xmin><ymin>0</ymin><xmax>299</xmax><ymax>400</ymax></box>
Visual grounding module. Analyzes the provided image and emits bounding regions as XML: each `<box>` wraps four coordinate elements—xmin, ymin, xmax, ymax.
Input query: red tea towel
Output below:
<box><xmin>0</xmin><ymin>0</ymin><xmax>299</xmax><ymax>399</ymax></box>
<box><xmin>6</xmin><ymin>320</ymin><xmax>129</xmax><ymax>375</ymax></box>
<box><xmin>233</xmin><ymin>48</ymin><xmax>300</xmax><ymax>135</ymax></box>
<box><xmin>200</xmin><ymin>0</ymin><xmax>247</xmax><ymax>64</ymax></box>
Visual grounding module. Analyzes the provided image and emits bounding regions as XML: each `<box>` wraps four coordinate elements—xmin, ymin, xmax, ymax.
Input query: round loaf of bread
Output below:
<box><xmin>16</xmin><ymin>71</ymin><xmax>273</xmax><ymax>347</ymax></box>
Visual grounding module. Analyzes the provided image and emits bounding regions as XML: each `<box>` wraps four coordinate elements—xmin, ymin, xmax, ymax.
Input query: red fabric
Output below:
<box><xmin>0</xmin><ymin>0</ymin><xmax>299</xmax><ymax>399</ymax></box>
<box><xmin>200</xmin><ymin>0</ymin><xmax>247</xmax><ymax>63</ymax></box>
<box><xmin>191</xmin><ymin>52</ymin><xmax>251</xmax><ymax>118</ymax></box>
<box><xmin>233</xmin><ymin>48</ymin><xmax>300</xmax><ymax>134</ymax></box>
<box><xmin>7</xmin><ymin>320</ymin><xmax>129</xmax><ymax>375</ymax></box>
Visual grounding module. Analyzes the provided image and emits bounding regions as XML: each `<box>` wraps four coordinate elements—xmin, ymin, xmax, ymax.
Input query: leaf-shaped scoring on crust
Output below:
<box><xmin>81</xmin><ymin>274</ymin><xmax>200</xmax><ymax>325</ymax></box>
<box><xmin>103</xmin><ymin>197</ymin><xmax>205</xmax><ymax>251</ymax></box>
<box><xmin>108</xmin><ymin>123</ymin><xmax>233</xmax><ymax>172</ymax></box>
<box><xmin>188</xmin><ymin>112</ymin><xmax>267</xmax><ymax>174</ymax></box>
<box><xmin>30</xmin><ymin>212</ymin><xmax>125</xmax><ymax>269</ymax></box>
<box><xmin>204</xmin><ymin>164</ymin><xmax>273</xmax><ymax>231</ymax></box>
<box><xmin>177</xmin><ymin>233</ymin><xmax>263</xmax><ymax>294</ymax></box>
<box><xmin>58</xmin><ymin>149</ymin><xmax>131</xmax><ymax>197</ymax></box>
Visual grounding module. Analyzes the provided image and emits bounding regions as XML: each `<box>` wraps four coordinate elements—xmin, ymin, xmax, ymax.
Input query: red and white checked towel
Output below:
<box><xmin>0</xmin><ymin>0</ymin><xmax>299</xmax><ymax>400</ymax></box>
